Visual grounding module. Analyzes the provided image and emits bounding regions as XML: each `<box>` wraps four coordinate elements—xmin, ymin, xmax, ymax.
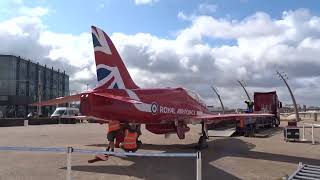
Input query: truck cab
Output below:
<box><xmin>254</xmin><ymin>91</ymin><xmax>282</xmax><ymax>123</ymax></box>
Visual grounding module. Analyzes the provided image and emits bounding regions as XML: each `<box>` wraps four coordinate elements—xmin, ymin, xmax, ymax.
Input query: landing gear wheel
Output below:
<box><xmin>197</xmin><ymin>122</ymin><xmax>208</xmax><ymax>150</ymax></box>
<box><xmin>244</xmin><ymin>124</ymin><xmax>256</xmax><ymax>137</ymax></box>
<box><xmin>124</xmin><ymin>148</ymin><xmax>138</xmax><ymax>153</ymax></box>
<box><xmin>137</xmin><ymin>140</ymin><xmax>142</xmax><ymax>149</ymax></box>
<box><xmin>275</xmin><ymin>118</ymin><xmax>280</xmax><ymax>127</ymax></box>
<box><xmin>176</xmin><ymin>121</ymin><xmax>186</xmax><ymax>139</ymax></box>
<box><xmin>197</xmin><ymin>135</ymin><xmax>208</xmax><ymax>150</ymax></box>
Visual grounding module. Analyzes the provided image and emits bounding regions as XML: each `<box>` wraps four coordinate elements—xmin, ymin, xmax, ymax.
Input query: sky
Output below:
<box><xmin>0</xmin><ymin>0</ymin><xmax>320</xmax><ymax>108</ymax></box>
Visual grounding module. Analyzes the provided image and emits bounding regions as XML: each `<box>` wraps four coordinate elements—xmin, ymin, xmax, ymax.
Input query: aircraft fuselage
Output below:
<box><xmin>80</xmin><ymin>87</ymin><xmax>210</xmax><ymax>124</ymax></box>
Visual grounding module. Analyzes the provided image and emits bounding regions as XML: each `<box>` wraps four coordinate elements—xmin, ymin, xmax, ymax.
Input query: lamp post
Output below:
<box><xmin>237</xmin><ymin>80</ymin><xmax>251</xmax><ymax>101</ymax></box>
<box><xmin>276</xmin><ymin>71</ymin><xmax>300</xmax><ymax>121</ymax></box>
<box><xmin>37</xmin><ymin>70</ymin><xmax>42</xmax><ymax>116</ymax></box>
<box><xmin>210</xmin><ymin>86</ymin><xmax>225</xmax><ymax>114</ymax></box>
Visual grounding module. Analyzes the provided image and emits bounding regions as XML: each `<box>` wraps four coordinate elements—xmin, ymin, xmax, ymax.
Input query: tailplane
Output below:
<box><xmin>91</xmin><ymin>26</ymin><xmax>139</xmax><ymax>90</ymax></box>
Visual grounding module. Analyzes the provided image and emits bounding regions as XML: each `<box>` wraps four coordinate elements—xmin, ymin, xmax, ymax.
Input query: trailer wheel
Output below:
<box><xmin>244</xmin><ymin>126</ymin><xmax>249</xmax><ymax>137</ymax></box>
<box><xmin>244</xmin><ymin>124</ymin><xmax>256</xmax><ymax>137</ymax></box>
<box><xmin>250</xmin><ymin>124</ymin><xmax>256</xmax><ymax>137</ymax></box>
<box><xmin>274</xmin><ymin>118</ymin><xmax>280</xmax><ymax>127</ymax></box>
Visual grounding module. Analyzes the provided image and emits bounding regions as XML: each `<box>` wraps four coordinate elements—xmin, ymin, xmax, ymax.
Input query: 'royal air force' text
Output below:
<box><xmin>159</xmin><ymin>106</ymin><xmax>196</xmax><ymax>115</ymax></box>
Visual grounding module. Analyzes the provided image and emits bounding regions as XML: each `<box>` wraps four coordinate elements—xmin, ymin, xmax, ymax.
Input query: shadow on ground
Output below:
<box><xmin>253</xmin><ymin>127</ymin><xmax>283</xmax><ymax>138</ymax></box>
<box><xmin>62</xmin><ymin>137</ymin><xmax>319</xmax><ymax>180</ymax></box>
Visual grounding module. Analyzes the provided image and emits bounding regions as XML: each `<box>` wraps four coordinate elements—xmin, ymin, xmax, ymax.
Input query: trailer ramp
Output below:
<box><xmin>288</xmin><ymin>162</ymin><xmax>320</xmax><ymax>180</ymax></box>
<box><xmin>208</xmin><ymin>128</ymin><xmax>236</xmax><ymax>137</ymax></box>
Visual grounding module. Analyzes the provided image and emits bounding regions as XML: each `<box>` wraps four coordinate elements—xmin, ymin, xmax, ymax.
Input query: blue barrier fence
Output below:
<box><xmin>0</xmin><ymin>146</ymin><xmax>197</xmax><ymax>157</ymax></box>
<box><xmin>0</xmin><ymin>146</ymin><xmax>201</xmax><ymax>180</ymax></box>
<box><xmin>0</xmin><ymin>146</ymin><xmax>67</xmax><ymax>153</ymax></box>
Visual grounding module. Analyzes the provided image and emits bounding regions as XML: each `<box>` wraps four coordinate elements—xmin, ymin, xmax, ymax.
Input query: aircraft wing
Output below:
<box><xmin>196</xmin><ymin>113</ymin><xmax>275</xmax><ymax>121</ymax></box>
<box><xmin>93</xmin><ymin>92</ymin><xmax>142</xmax><ymax>104</ymax></box>
<box><xmin>30</xmin><ymin>92</ymin><xmax>141</xmax><ymax>107</ymax></box>
<box><xmin>30</xmin><ymin>94</ymin><xmax>82</xmax><ymax>106</ymax></box>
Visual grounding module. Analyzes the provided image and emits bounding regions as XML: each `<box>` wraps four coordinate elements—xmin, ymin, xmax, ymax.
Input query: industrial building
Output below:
<box><xmin>0</xmin><ymin>55</ymin><xmax>69</xmax><ymax>118</ymax></box>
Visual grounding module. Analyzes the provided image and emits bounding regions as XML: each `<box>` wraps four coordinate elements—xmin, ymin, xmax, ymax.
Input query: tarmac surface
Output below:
<box><xmin>0</xmin><ymin>121</ymin><xmax>319</xmax><ymax>180</ymax></box>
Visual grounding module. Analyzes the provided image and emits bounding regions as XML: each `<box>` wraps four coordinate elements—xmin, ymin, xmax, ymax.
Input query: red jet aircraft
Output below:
<box><xmin>33</xmin><ymin>26</ymin><xmax>274</xmax><ymax>149</ymax></box>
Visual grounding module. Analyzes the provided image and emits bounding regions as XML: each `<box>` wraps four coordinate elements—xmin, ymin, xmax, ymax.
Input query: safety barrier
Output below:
<box><xmin>0</xmin><ymin>146</ymin><xmax>202</xmax><ymax>180</ymax></box>
<box><xmin>300</xmin><ymin>123</ymin><xmax>320</xmax><ymax>144</ymax></box>
<box><xmin>287</xmin><ymin>162</ymin><xmax>320</xmax><ymax>180</ymax></box>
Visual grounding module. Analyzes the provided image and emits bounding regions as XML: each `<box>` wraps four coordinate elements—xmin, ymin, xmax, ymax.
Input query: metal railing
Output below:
<box><xmin>0</xmin><ymin>146</ymin><xmax>202</xmax><ymax>180</ymax></box>
<box><xmin>287</xmin><ymin>162</ymin><xmax>320</xmax><ymax>180</ymax></box>
<box><xmin>300</xmin><ymin>123</ymin><xmax>320</xmax><ymax>144</ymax></box>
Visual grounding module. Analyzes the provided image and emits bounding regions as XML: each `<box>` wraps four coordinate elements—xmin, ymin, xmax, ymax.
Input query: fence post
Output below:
<box><xmin>66</xmin><ymin>147</ymin><xmax>73</xmax><ymax>180</ymax></box>
<box><xmin>311</xmin><ymin>124</ymin><xmax>315</xmax><ymax>145</ymax></box>
<box><xmin>301</xmin><ymin>123</ymin><xmax>307</xmax><ymax>141</ymax></box>
<box><xmin>196</xmin><ymin>151</ymin><xmax>202</xmax><ymax>180</ymax></box>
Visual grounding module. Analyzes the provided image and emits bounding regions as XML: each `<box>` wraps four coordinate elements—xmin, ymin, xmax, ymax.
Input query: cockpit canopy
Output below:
<box><xmin>183</xmin><ymin>88</ymin><xmax>206</xmax><ymax>107</ymax></box>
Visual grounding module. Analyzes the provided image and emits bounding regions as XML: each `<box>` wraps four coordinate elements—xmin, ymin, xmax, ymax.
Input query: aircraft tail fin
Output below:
<box><xmin>91</xmin><ymin>26</ymin><xmax>139</xmax><ymax>90</ymax></box>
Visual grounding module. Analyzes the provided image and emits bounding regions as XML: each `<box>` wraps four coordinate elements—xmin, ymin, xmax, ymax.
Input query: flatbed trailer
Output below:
<box><xmin>235</xmin><ymin>91</ymin><xmax>281</xmax><ymax>137</ymax></box>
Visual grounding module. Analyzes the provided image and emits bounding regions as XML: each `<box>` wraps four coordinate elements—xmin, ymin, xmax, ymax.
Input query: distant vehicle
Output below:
<box><xmin>27</xmin><ymin>112</ymin><xmax>35</xmax><ymax>119</ymax></box>
<box><xmin>27</xmin><ymin>112</ymin><xmax>47</xmax><ymax>119</ymax></box>
<box><xmin>208</xmin><ymin>91</ymin><xmax>282</xmax><ymax>137</ymax></box>
<box><xmin>51</xmin><ymin>107</ymin><xmax>80</xmax><ymax>118</ymax></box>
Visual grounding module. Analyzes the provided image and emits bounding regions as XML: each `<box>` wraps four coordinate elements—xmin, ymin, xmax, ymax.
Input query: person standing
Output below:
<box><xmin>120</xmin><ymin>125</ymin><xmax>138</xmax><ymax>152</ymax></box>
<box><xmin>245</xmin><ymin>100</ymin><xmax>254</xmax><ymax>113</ymax></box>
<box><xmin>106</xmin><ymin>120</ymin><xmax>121</xmax><ymax>152</ymax></box>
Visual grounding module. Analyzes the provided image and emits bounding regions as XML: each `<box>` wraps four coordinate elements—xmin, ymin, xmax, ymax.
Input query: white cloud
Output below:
<box><xmin>1</xmin><ymin>0</ymin><xmax>49</xmax><ymax>17</ymax></box>
<box><xmin>39</xmin><ymin>31</ymin><xmax>93</xmax><ymax>67</ymax></box>
<box><xmin>0</xmin><ymin>16</ymin><xmax>48</xmax><ymax>59</ymax></box>
<box><xmin>71</xmin><ymin>68</ymin><xmax>95</xmax><ymax>81</ymax></box>
<box><xmin>0</xmin><ymin>4</ymin><xmax>95</xmax><ymax>92</ymax></box>
<box><xmin>110</xmin><ymin>9</ymin><xmax>320</xmax><ymax>107</ymax></box>
<box><xmin>96</xmin><ymin>0</ymin><xmax>107</xmax><ymax>11</ymax></box>
<box><xmin>1</xmin><ymin>4</ymin><xmax>320</xmax><ymax>108</ymax></box>
<box><xmin>19</xmin><ymin>6</ymin><xmax>49</xmax><ymax>17</ymax></box>
<box><xmin>134</xmin><ymin>0</ymin><xmax>158</xmax><ymax>5</ymax></box>
<box><xmin>178</xmin><ymin>3</ymin><xmax>218</xmax><ymax>21</ymax></box>
<box><xmin>177</xmin><ymin>12</ymin><xmax>197</xmax><ymax>21</ymax></box>
<box><xmin>198</xmin><ymin>3</ymin><xmax>217</xmax><ymax>14</ymax></box>
<box><xmin>177</xmin><ymin>12</ymin><xmax>189</xmax><ymax>21</ymax></box>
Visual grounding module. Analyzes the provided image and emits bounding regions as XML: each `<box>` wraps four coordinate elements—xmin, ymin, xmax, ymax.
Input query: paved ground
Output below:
<box><xmin>0</xmin><ymin>121</ymin><xmax>319</xmax><ymax>180</ymax></box>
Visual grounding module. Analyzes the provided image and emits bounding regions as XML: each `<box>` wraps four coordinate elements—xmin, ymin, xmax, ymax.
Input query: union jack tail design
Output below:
<box><xmin>91</xmin><ymin>26</ymin><xmax>139</xmax><ymax>90</ymax></box>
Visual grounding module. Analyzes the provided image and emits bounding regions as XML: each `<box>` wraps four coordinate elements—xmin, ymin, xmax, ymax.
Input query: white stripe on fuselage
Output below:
<box><xmin>125</xmin><ymin>89</ymin><xmax>151</xmax><ymax>113</ymax></box>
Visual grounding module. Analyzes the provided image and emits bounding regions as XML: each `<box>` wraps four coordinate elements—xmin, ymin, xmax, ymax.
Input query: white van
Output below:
<box><xmin>51</xmin><ymin>107</ymin><xmax>80</xmax><ymax>118</ymax></box>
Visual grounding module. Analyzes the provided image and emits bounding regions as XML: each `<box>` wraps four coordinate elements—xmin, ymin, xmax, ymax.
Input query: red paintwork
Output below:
<box><xmin>92</xmin><ymin>26</ymin><xmax>138</xmax><ymax>90</ymax></box>
<box><xmin>80</xmin><ymin>88</ymin><xmax>209</xmax><ymax>124</ymax></box>
<box><xmin>254</xmin><ymin>91</ymin><xmax>279</xmax><ymax>115</ymax></box>
<box><xmin>146</xmin><ymin>123</ymin><xmax>190</xmax><ymax>134</ymax></box>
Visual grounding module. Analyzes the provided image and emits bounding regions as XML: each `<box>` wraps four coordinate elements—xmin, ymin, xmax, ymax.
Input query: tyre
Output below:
<box><xmin>197</xmin><ymin>135</ymin><xmax>208</xmax><ymax>149</ymax></box>
<box><xmin>137</xmin><ymin>140</ymin><xmax>142</xmax><ymax>149</ymax></box>
<box><xmin>274</xmin><ymin>118</ymin><xmax>280</xmax><ymax>127</ymax></box>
